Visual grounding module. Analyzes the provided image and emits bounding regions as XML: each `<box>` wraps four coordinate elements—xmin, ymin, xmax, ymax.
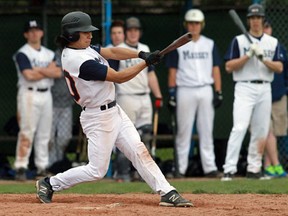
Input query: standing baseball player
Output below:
<box><xmin>221</xmin><ymin>4</ymin><xmax>283</xmax><ymax>181</ymax></box>
<box><xmin>110</xmin><ymin>17</ymin><xmax>163</xmax><ymax>181</ymax></box>
<box><xmin>35</xmin><ymin>11</ymin><xmax>192</xmax><ymax>207</ymax></box>
<box><xmin>166</xmin><ymin>9</ymin><xmax>222</xmax><ymax>177</ymax></box>
<box><xmin>13</xmin><ymin>20</ymin><xmax>61</xmax><ymax>181</ymax></box>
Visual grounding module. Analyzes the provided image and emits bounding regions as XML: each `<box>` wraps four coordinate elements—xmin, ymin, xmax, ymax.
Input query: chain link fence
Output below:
<box><xmin>0</xmin><ymin>0</ymin><xmax>287</xmax><ymax>178</ymax></box>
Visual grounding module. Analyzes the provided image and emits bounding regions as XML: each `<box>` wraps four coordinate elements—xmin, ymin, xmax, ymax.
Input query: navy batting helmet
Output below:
<box><xmin>61</xmin><ymin>11</ymin><xmax>98</xmax><ymax>42</ymax></box>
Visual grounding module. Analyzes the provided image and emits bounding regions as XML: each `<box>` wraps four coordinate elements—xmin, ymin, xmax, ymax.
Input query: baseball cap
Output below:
<box><xmin>247</xmin><ymin>3</ymin><xmax>265</xmax><ymax>17</ymax></box>
<box><xmin>264</xmin><ymin>18</ymin><xmax>271</xmax><ymax>28</ymax></box>
<box><xmin>125</xmin><ymin>17</ymin><xmax>141</xmax><ymax>29</ymax></box>
<box><xmin>24</xmin><ymin>20</ymin><xmax>42</xmax><ymax>33</ymax></box>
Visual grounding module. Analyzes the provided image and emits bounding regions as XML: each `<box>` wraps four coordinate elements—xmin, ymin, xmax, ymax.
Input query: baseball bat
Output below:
<box><xmin>159</xmin><ymin>32</ymin><xmax>192</xmax><ymax>56</ymax></box>
<box><xmin>228</xmin><ymin>9</ymin><xmax>253</xmax><ymax>44</ymax></box>
<box><xmin>151</xmin><ymin>109</ymin><xmax>159</xmax><ymax>159</ymax></box>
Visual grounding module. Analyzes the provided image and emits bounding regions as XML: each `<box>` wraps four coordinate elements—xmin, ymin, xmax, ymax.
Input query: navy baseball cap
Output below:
<box><xmin>24</xmin><ymin>20</ymin><xmax>43</xmax><ymax>32</ymax></box>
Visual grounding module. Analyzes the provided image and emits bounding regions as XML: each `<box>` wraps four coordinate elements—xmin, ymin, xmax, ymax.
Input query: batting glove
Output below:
<box><xmin>246</xmin><ymin>44</ymin><xmax>257</xmax><ymax>58</ymax></box>
<box><xmin>213</xmin><ymin>91</ymin><xmax>223</xmax><ymax>109</ymax></box>
<box><xmin>254</xmin><ymin>44</ymin><xmax>264</xmax><ymax>61</ymax></box>
<box><xmin>168</xmin><ymin>87</ymin><xmax>177</xmax><ymax>111</ymax></box>
<box><xmin>154</xmin><ymin>98</ymin><xmax>163</xmax><ymax>109</ymax></box>
<box><xmin>138</xmin><ymin>50</ymin><xmax>162</xmax><ymax>66</ymax></box>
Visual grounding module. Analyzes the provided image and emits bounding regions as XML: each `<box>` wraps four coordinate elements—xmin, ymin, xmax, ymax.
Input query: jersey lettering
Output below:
<box><xmin>64</xmin><ymin>70</ymin><xmax>80</xmax><ymax>102</ymax></box>
<box><xmin>183</xmin><ymin>51</ymin><xmax>209</xmax><ymax>60</ymax></box>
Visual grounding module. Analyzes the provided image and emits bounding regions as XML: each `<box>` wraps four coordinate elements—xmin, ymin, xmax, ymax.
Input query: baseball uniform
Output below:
<box><xmin>49</xmin><ymin>45</ymin><xmax>175</xmax><ymax>196</ymax></box>
<box><xmin>223</xmin><ymin>33</ymin><xmax>282</xmax><ymax>175</ymax></box>
<box><xmin>166</xmin><ymin>35</ymin><xmax>222</xmax><ymax>175</ymax></box>
<box><xmin>13</xmin><ymin>43</ymin><xmax>55</xmax><ymax>173</ymax></box>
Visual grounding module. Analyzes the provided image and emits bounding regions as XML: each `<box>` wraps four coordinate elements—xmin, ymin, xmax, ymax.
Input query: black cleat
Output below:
<box><xmin>35</xmin><ymin>177</ymin><xmax>54</xmax><ymax>203</ymax></box>
<box><xmin>159</xmin><ymin>190</ymin><xmax>193</xmax><ymax>207</ymax></box>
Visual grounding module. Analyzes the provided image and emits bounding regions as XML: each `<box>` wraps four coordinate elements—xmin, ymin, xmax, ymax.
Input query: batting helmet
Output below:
<box><xmin>247</xmin><ymin>4</ymin><xmax>265</xmax><ymax>17</ymax></box>
<box><xmin>61</xmin><ymin>11</ymin><xmax>98</xmax><ymax>42</ymax></box>
<box><xmin>184</xmin><ymin>9</ymin><xmax>205</xmax><ymax>29</ymax></box>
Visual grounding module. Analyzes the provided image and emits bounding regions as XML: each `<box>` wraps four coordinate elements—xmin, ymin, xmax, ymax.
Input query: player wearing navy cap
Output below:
<box><xmin>35</xmin><ymin>11</ymin><xmax>192</xmax><ymax>207</ymax></box>
<box><xmin>221</xmin><ymin>4</ymin><xmax>283</xmax><ymax>181</ymax></box>
<box><xmin>13</xmin><ymin>20</ymin><xmax>61</xmax><ymax>181</ymax></box>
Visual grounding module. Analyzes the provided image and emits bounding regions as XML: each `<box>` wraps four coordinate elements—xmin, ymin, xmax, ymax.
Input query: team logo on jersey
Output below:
<box><xmin>94</xmin><ymin>57</ymin><xmax>104</xmax><ymax>64</ymax></box>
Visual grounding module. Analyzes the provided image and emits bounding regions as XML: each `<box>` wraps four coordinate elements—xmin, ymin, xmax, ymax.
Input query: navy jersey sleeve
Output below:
<box><xmin>108</xmin><ymin>59</ymin><xmax>120</xmax><ymax>71</ymax></box>
<box><xmin>279</xmin><ymin>45</ymin><xmax>288</xmax><ymax>87</ymax></box>
<box><xmin>273</xmin><ymin>43</ymin><xmax>282</xmax><ymax>61</ymax></box>
<box><xmin>165</xmin><ymin>49</ymin><xmax>178</xmax><ymax>68</ymax></box>
<box><xmin>90</xmin><ymin>44</ymin><xmax>101</xmax><ymax>53</ymax></box>
<box><xmin>224</xmin><ymin>37</ymin><xmax>240</xmax><ymax>61</ymax></box>
<box><xmin>212</xmin><ymin>44</ymin><xmax>222</xmax><ymax>66</ymax></box>
<box><xmin>15</xmin><ymin>52</ymin><xmax>32</xmax><ymax>72</ymax></box>
<box><xmin>79</xmin><ymin>60</ymin><xmax>108</xmax><ymax>81</ymax></box>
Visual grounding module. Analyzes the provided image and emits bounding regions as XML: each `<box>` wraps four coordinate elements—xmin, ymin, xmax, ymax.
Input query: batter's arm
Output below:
<box><xmin>37</xmin><ymin>62</ymin><xmax>62</xmax><ymax>78</ymax></box>
<box><xmin>262</xmin><ymin>60</ymin><xmax>283</xmax><ymax>73</ymax></box>
<box><xmin>101</xmin><ymin>47</ymin><xmax>138</xmax><ymax>60</ymax></box>
<box><xmin>212</xmin><ymin>66</ymin><xmax>222</xmax><ymax>92</ymax></box>
<box><xmin>106</xmin><ymin>61</ymin><xmax>147</xmax><ymax>83</ymax></box>
<box><xmin>225</xmin><ymin>55</ymin><xmax>250</xmax><ymax>73</ymax></box>
<box><xmin>148</xmin><ymin>71</ymin><xmax>162</xmax><ymax>99</ymax></box>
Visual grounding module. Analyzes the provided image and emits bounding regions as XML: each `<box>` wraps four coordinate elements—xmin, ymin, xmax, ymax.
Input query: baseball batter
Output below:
<box><xmin>221</xmin><ymin>4</ymin><xmax>283</xmax><ymax>181</ymax></box>
<box><xmin>13</xmin><ymin>20</ymin><xmax>61</xmax><ymax>181</ymax></box>
<box><xmin>166</xmin><ymin>9</ymin><xmax>222</xmax><ymax>177</ymax></box>
<box><xmin>35</xmin><ymin>11</ymin><xmax>192</xmax><ymax>207</ymax></box>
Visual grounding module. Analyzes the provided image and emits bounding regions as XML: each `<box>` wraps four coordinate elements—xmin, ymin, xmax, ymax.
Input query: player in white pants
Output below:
<box><xmin>221</xmin><ymin>4</ymin><xmax>283</xmax><ymax>181</ymax></box>
<box><xmin>35</xmin><ymin>11</ymin><xmax>192</xmax><ymax>207</ymax></box>
<box><xmin>13</xmin><ymin>20</ymin><xmax>61</xmax><ymax>181</ymax></box>
<box><xmin>166</xmin><ymin>9</ymin><xmax>222</xmax><ymax>177</ymax></box>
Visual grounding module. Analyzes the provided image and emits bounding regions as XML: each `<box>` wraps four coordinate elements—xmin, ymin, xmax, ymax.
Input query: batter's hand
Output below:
<box><xmin>213</xmin><ymin>91</ymin><xmax>223</xmax><ymax>109</ymax></box>
<box><xmin>154</xmin><ymin>98</ymin><xmax>163</xmax><ymax>109</ymax></box>
<box><xmin>138</xmin><ymin>50</ymin><xmax>162</xmax><ymax>66</ymax></box>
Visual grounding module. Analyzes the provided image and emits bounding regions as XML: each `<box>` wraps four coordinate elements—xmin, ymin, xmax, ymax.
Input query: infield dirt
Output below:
<box><xmin>0</xmin><ymin>193</ymin><xmax>287</xmax><ymax>216</ymax></box>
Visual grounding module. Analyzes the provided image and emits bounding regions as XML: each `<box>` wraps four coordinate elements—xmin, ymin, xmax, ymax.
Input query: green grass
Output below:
<box><xmin>0</xmin><ymin>178</ymin><xmax>287</xmax><ymax>194</ymax></box>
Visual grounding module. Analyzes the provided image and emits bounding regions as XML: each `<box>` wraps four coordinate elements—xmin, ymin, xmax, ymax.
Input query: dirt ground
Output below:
<box><xmin>0</xmin><ymin>193</ymin><xmax>288</xmax><ymax>216</ymax></box>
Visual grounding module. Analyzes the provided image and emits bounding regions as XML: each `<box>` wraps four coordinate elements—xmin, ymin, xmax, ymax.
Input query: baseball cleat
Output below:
<box><xmin>159</xmin><ymin>190</ymin><xmax>193</xmax><ymax>207</ymax></box>
<box><xmin>221</xmin><ymin>172</ymin><xmax>234</xmax><ymax>181</ymax></box>
<box><xmin>35</xmin><ymin>177</ymin><xmax>54</xmax><ymax>203</ymax></box>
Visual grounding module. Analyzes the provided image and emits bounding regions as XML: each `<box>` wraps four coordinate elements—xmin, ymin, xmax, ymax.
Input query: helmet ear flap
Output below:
<box><xmin>62</xmin><ymin>32</ymin><xmax>80</xmax><ymax>42</ymax></box>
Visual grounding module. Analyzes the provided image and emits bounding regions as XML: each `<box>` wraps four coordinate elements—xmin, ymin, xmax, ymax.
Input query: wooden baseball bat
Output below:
<box><xmin>151</xmin><ymin>109</ymin><xmax>159</xmax><ymax>159</ymax></box>
<box><xmin>159</xmin><ymin>32</ymin><xmax>192</xmax><ymax>56</ymax></box>
<box><xmin>229</xmin><ymin>9</ymin><xmax>253</xmax><ymax>44</ymax></box>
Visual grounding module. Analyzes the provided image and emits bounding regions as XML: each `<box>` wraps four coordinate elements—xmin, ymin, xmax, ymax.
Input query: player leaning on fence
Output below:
<box><xmin>35</xmin><ymin>11</ymin><xmax>193</xmax><ymax>207</ymax></box>
<box><xmin>221</xmin><ymin>4</ymin><xmax>283</xmax><ymax>181</ymax></box>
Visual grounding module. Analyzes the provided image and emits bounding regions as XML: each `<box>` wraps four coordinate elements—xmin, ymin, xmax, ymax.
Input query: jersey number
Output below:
<box><xmin>64</xmin><ymin>70</ymin><xmax>80</xmax><ymax>102</ymax></box>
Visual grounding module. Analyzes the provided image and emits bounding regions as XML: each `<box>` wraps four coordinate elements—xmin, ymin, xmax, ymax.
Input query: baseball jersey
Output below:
<box><xmin>224</xmin><ymin>33</ymin><xmax>281</xmax><ymax>82</ymax></box>
<box><xmin>13</xmin><ymin>43</ymin><xmax>55</xmax><ymax>88</ymax></box>
<box><xmin>62</xmin><ymin>45</ymin><xmax>115</xmax><ymax>108</ymax></box>
<box><xmin>166</xmin><ymin>35</ymin><xmax>221</xmax><ymax>87</ymax></box>
<box><xmin>111</xmin><ymin>42</ymin><xmax>154</xmax><ymax>95</ymax></box>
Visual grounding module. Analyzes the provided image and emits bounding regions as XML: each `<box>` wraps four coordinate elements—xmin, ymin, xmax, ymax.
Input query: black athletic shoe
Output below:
<box><xmin>221</xmin><ymin>172</ymin><xmax>234</xmax><ymax>181</ymax></box>
<box><xmin>35</xmin><ymin>177</ymin><xmax>54</xmax><ymax>203</ymax></box>
<box><xmin>205</xmin><ymin>170</ymin><xmax>222</xmax><ymax>178</ymax></box>
<box><xmin>246</xmin><ymin>171</ymin><xmax>271</xmax><ymax>180</ymax></box>
<box><xmin>15</xmin><ymin>168</ymin><xmax>27</xmax><ymax>181</ymax></box>
<box><xmin>159</xmin><ymin>190</ymin><xmax>193</xmax><ymax>207</ymax></box>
